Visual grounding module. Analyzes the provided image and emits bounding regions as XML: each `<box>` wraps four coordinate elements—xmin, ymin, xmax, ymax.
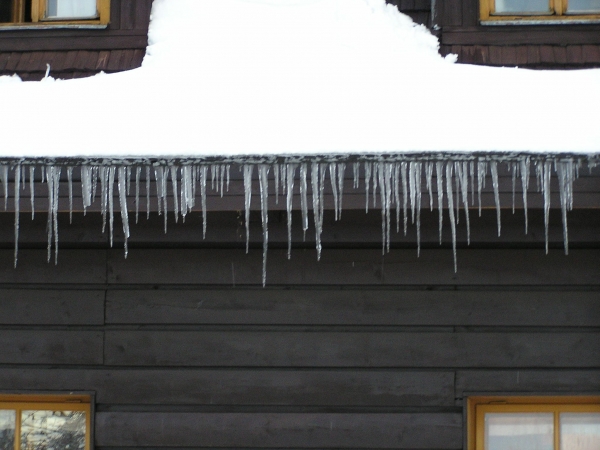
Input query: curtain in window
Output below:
<box><xmin>47</xmin><ymin>0</ymin><xmax>97</xmax><ymax>18</ymax></box>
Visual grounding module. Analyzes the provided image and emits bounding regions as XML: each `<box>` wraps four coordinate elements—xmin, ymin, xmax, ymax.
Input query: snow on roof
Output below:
<box><xmin>1</xmin><ymin>0</ymin><xmax>599</xmax><ymax>158</ymax></box>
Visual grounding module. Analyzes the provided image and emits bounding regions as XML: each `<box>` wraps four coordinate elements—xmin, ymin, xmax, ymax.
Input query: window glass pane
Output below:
<box><xmin>21</xmin><ymin>410</ymin><xmax>86</xmax><ymax>450</ymax></box>
<box><xmin>561</xmin><ymin>413</ymin><xmax>600</xmax><ymax>450</ymax></box>
<box><xmin>494</xmin><ymin>0</ymin><xmax>551</xmax><ymax>13</ymax></box>
<box><xmin>0</xmin><ymin>0</ymin><xmax>12</xmax><ymax>23</ymax></box>
<box><xmin>0</xmin><ymin>410</ymin><xmax>15</xmax><ymax>450</ymax></box>
<box><xmin>485</xmin><ymin>413</ymin><xmax>554</xmax><ymax>450</ymax></box>
<box><xmin>46</xmin><ymin>0</ymin><xmax>97</xmax><ymax>18</ymax></box>
<box><xmin>567</xmin><ymin>0</ymin><xmax>600</xmax><ymax>12</ymax></box>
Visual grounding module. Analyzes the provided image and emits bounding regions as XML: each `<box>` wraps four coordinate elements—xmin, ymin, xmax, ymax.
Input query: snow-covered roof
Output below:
<box><xmin>1</xmin><ymin>0</ymin><xmax>599</xmax><ymax>158</ymax></box>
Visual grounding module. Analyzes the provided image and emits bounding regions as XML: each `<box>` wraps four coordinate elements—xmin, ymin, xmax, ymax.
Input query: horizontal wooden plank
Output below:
<box><xmin>0</xmin><ymin>36</ymin><xmax>148</xmax><ymax>52</ymax></box>
<box><xmin>0</xmin><ymin>330</ymin><xmax>103</xmax><ymax>364</ymax></box>
<box><xmin>0</xmin><ymin>368</ymin><xmax>453</xmax><ymax>407</ymax></box>
<box><xmin>106</xmin><ymin>289</ymin><xmax>600</xmax><ymax>327</ymax></box>
<box><xmin>0</xmin><ymin>289</ymin><xmax>104</xmax><ymax>324</ymax></box>
<box><xmin>455</xmin><ymin>370</ymin><xmax>600</xmax><ymax>397</ymax></box>
<box><xmin>441</xmin><ymin>29</ymin><xmax>600</xmax><ymax>46</ymax></box>
<box><xmin>106</xmin><ymin>249</ymin><xmax>600</xmax><ymax>286</ymax></box>
<box><xmin>104</xmin><ymin>331</ymin><xmax>600</xmax><ymax>368</ymax></box>
<box><xmin>96</xmin><ymin>412</ymin><xmax>462</xmax><ymax>448</ymax></box>
<box><xmin>0</xmin><ymin>250</ymin><xmax>106</xmax><ymax>284</ymax></box>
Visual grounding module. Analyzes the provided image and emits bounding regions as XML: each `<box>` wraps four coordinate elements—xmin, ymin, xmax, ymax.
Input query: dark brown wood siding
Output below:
<box><xmin>0</xmin><ymin>0</ymin><xmax>152</xmax><ymax>79</ymax></box>
<box><xmin>0</xmin><ymin>172</ymin><xmax>597</xmax><ymax>449</ymax></box>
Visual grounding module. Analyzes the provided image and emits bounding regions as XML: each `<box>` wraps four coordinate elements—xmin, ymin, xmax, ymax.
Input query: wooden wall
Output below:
<box><xmin>0</xmin><ymin>188</ymin><xmax>597</xmax><ymax>449</ymax></box>
<box><xmin>0</xmin><ymin>0</ymin><xmax>152</xmax><ymax>79</ymax></box>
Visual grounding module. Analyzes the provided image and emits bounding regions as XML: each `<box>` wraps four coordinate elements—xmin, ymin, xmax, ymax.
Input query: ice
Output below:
<box><xmin>14</xmin><ymin>165</ymin><xmax>20</xmax><ymax>268</ymax></box>
<box><xmin>258</xmin><ymin>164</ymin><xmax>270</xmax><ymax>286</ymax></box>
<box><xmin>243</xmin><ymin>164</ymin><xmax>253</xmax><ymax>253</ymax></box>
<box><xmin>0</xmin><ymin>155</ymin><xmax>594</xmax><ymax>281</ymax></box>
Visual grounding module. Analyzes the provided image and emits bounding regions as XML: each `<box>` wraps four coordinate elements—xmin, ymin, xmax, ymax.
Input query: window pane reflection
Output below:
<box><xmin>0</xmin><ymin>410</ymin><xmax>15</xmax><ymax>450</ymax></box>
<box><xmin>485</xmin><ymin>413</ymin><xmax>554</xmax><ymax>450</ymax></box>
<box><xmin>495</xmin><ymin>0</ymin><xmax>551</xmax><ymax>13</ymax></box>
<box><xmin>567</xmin><ymin>0</ymin><xmax>600</xmax><ymax>12</ymax></box>
<box><xmin>21</xmin><ymin>410</ymin><xmax>86</xmax><ymax>450</ymax></box>
<box><xmin>561</xmin><ymin>413</ymin><xmax>600</xmax><ymax>450</ymax></box>
<box><xmin>46</xmin><ymin>0</ymin><xmax>97</xmax><ymax>18</ymax></box>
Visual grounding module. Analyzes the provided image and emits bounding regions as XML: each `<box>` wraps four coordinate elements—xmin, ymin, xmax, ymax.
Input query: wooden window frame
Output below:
<box><xmin>1</xmin><ymin>0</ymin><xmax>109</xmax><ymax>26</ymax></box>
<box><xmin>0</xmin><ymin>394</ymin><xmax>92</xmax><ymax>450</ymax></box>
<box><xmin>467</xmin><ymin>396</ymin><xmax>600</xmax><ymax>450</ymax></box>
<box><xmin>480</xmin><ymin>0</ymin><xmax>600</xmax><ymax>24</ymax></box>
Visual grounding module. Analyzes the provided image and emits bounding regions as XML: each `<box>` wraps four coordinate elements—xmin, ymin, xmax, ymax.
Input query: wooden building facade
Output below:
<box><xmin>0</xmin><ymin>1</ymin><xmax>599</xmax><ymax>450</ymax></box>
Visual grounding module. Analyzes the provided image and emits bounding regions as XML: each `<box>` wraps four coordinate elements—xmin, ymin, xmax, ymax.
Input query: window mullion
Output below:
<box><xmin>14</xmin><ymin>407</ymin><xmax>21</xmax><ymax>450</ymax></box>
<box><xmin>554</xmin><ymin>409</ymin><xmax>560</xmax><ymax>450</ymax></box>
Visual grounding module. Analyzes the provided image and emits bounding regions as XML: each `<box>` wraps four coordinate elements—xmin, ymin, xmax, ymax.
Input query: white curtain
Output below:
<box><xmin>47</xmin><ymin>0</ymin><xmax>97</xmax><ymax>18</ymax></box>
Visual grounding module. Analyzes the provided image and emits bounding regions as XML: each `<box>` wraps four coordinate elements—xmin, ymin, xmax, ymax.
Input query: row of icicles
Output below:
<box><xmin>0</xmin><ymin>156</ymin><xmax>593</xmax><ymax>285</ymax></box>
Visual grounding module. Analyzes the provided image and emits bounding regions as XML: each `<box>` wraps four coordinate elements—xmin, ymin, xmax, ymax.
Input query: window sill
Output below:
<box><xmin>0</xmin><ymin>23</ymin><xmax>107</xmax><ymax>31</ymax></box>
<box><xmin>481</xmin><ymin>18</ymin><xmax>600</xmax><ymax>25</ymax></box>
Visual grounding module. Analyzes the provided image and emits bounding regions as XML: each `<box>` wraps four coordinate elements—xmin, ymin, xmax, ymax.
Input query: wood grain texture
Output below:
<box><xmin>0</xmin><ymin>330</ymin><xmax>103</xmax><ymax>364</ymax></box>
<box><xmin>106</xmin><ymin>249</ymin><xmax>600</xmax><ymax>286</ymax></box>
<box><xmin>106</xmin><ymin>289</ymin><xmax>600</xmax><ymax>327</ymax></box>
<box><xmin>96</xmin><ymin>412</ymin><xmax>463</xmax><ymax>448</ymax></box>
<box><xmin>104</xmin><ymin>330</ymin><xmax>600</xmax><ymax>368</ymax></box>
<box><xmin>0</xmin><ymin>368</ymin><xmax>454</xmax><ymax>407</ymax></box>
<box><xmin>0</xmin><ymin>289</ymin><xmax>104</xmax><ymax>324</ymax></box>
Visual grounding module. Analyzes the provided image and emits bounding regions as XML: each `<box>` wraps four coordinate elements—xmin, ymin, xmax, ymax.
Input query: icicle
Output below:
<box><xmin>0</xmin><ymin>165</ymin><xmax>8</xmax><ymax>210</ymax></box>
<box><xmin>108</xmin><ymin>166</ymin><xmax>115</xmax><ymax>247</ymax></box>
<box><xmin>211</xmin><ymin>164</ymin><xmax>217</xmax><ymax>192</ymax></box>
<box><xmin>46</xmin><ymin>166</ymin><xmax>61</xmax><ymax>264</ymax></box>
<box><xmin>274</xmin><ymin>163</ymin><xmax>280</xmax><ymax>204</ymax></box>
<box><xmin>511</xmin><ymin>162</ymin><xmax>517</xmax><ymax>214</ymax></box>
<box><xmin>280</xmin><ymin>164</ymin><xmax>287</xmax><ymax>197</ymax></box>
<box><xmin>353</xmin><ymin>162</ymin><xmax>360</xmax><ymax>189</ymax></box>
<box><xmin>400</xmin><ymin>162</ymin><xmax>408</xmax><ymax>235</ymax></box>
<box><xmin>117</xmin><ymin>167</ymin><xmax>130</xmax><ymax>258</ymax></box>
<box><xmin>337</xmin><ymin>162</ymin><xmax>345</xmax><ymax>220</ymax></box>
<box><xmin>219</xmin><ymin>164</ymin><xmax>226</xmax><ymax>198</ymax></box>
<box><xmin>311</xmin><ymin>162</ymin><xmax>323</xmax><ymax>260</ymax></box>
<box><xmin>286</xmin><ymin>163</ymin><xmax>297</xmax><ymax>259</ymax></box>
<box><xmin>378</xmin><ymin>163</ymin><xmax>386</xmax><ymax>254</ymax></box>
<box><xmin>477</xmin><ymin>161</ymin><xmax>486</xmax><ymax>217</ymax></box>
<box><xmin>454</xmin><ymin>165</ymin><xmax>460</xmax><ymax>224</ymax></box>
<box><xmin>135</xmin><ymin>166</ymin><xmax>141</xmax><ymax>224</ymax></box>
<box><xmin>91</xmin><ymin>166</ymin><xmax>98</xmax><ymax>203</ymax></box>
<box><xmin>14</xmin><ymin>165</ymin><xmax>20</xmax><ymax>268</ymax></box>
<box><xmin>200</xmin><ymin>165</ymin><xmax>208</xmax><ymax>238</ymax></box>
<box><xmin>469</xmin><ymin>161</ymin><xmax>475</xmax><ymax>206</ymax></box>
<box><xmin>364</xmin><ymin>162</ymin><xmax>372</xmax><ymax>213</ymax></box>
<box><xmin>243</xmin><ymin>164</ymin><xmax>253</xmax><ymax>253</ymax></box>
<box><xmin>436</xmin><ymin>162</ymin><xmax>445</xmax><ymax>245</ymax></box>
<box><xmin>100</xmin><ymin>167</ymin><xmax>108</xmax><ymax>233</ymax></box>
<box><xmin>170</xmin><ymin>166</ymin><xmax>179</xmax><ymax>223</ymax></box>
<box><xmin>300</xmin><ymin>163</ymin><xmax>309</xmax><ymax>238</ymax></box>
<box><xmin>520</xmin><ymin>158</ymin><xmax>530</xmax><ymax>234</ymax></box>
<box><xmin>410</xmin><ymin>162</ymin><xmax>422</xmax><ymax>255</ymax></box>
<box><xmin>538</xmin><ymin>159</ymin><xmax>552</xmax><ymax>254</ymax></box>
<box><xmin>146</xmin><ymin>166</ymin><xmax>151</xmax><ymax>220</ymax></box>
<box><xmin>382</xmin><ymin>163</ymin><xmax>393</xmax><ymax>253</ymax></box>
<box><xmin>81</xmin><ymin>165</ymin><xmax>92</xmax><ymax>216</ymax></box>
<box><xmin>490</xmin><ymin>161</ymin><xmax>501</xmax><ymax>237</ymax></box>
<box><xmin>258</xmin><ymin>164</ymin><xmax>270</xmax><ymax>286</ymax></box>
<box><xmin>426</xmin><ymin>162</ymin><xmax>434</xmax><ymax>211</ymax></box>
<box><xmin>446</xmin><ymin>163</ymin><xmax>457</xmax><ymax>272</ymax></box>
<box><xmin>29</xmin><ymin>166</ymin><xmax>35</xmax><ymax>220</ymax></box>
<box><xmin>67</xmin><ymin>167</ymin><xmax>73</xmax><ymax>224</ymax></box>
<box><xmin>372</xmin><ymin>163</ymin><xmax>378</xmax><ymax>208</ymax></box>
<box><xmin>329</xmin><ymin>163</ymin><xmax>339</xmax><ymax>221</ymax></box>
<box><xmin>557</xmin><ymin>159</ymin><xmax>573</xmax><ymax>255</ymax></box>
<box><xmin>458</xmin><ymin>161</ymin><xmax>470</xmax><ymax>245</ymax></box>
<box><xmin>393</xmin><ymin>163</ymin><xmax>401</xmax><ymax>233</ymax></box>
<box><xmin>181</xmin><ymin>165</ymin><xmax>194</xmax><ymax>220</ymax></box>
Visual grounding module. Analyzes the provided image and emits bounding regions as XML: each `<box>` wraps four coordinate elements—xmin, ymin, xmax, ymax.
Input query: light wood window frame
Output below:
<box><xmin>467</xmin><ymin>396</ymin><xmax>600</xmax><ymax>450</ymax></box>
<box><xmin>0</xmin><ymin>394</ymin><xmax>92</xmax><ymax>450</ymax></box>
<box><xmin>2</xmin><ymin>0</ymin><xmax>109</xmax><ymax>26</ymax></box>
<box><xmin>480</xmin><ymin>0</ymin><xmax>600</xmax><ymax>23</ymax></box>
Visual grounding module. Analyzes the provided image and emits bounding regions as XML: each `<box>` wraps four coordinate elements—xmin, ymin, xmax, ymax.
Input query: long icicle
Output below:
<box><xmin>258</xmin><ymin>164</ymin><xmax>270</xmax><ymax>286</ymax></box>
<box><xmin>14</xmin><ymin>165</ymin><xmax>20</xmax><ymax>268</ymax></box>
<box><xmin>243</xmin><ymin>164</ymin><xmax>253</xmax><ymax>253</ymax></box>
<box><xmin>117</xmin><ymin>166</ymin><xmax>130</xmax><ymax>258</ymax></box>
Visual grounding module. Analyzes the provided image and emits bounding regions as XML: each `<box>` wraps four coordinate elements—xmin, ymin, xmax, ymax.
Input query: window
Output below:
<box><xmin>480</xmin><ymin>0</ymin><xmax>600</xmax><ymax>24</ymax></box>
<box><xmin>468</xmin><ymin>396</ymin><xmax>600</xmax><ymax>450</ymax></box>
<box><xmin>0</xmin><ymin>0</ymin><xmax>109</xmax><ymax>26</ymax></box>
<box><xmin>0</xmin><ymin>394</ymin><xmax>91</xmax><ymax>450</ymax></box>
